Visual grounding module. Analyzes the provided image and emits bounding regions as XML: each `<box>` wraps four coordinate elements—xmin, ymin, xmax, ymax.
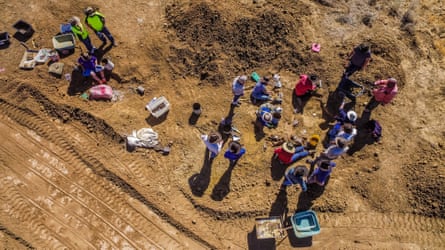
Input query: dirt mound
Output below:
<box><xmin>166</xmin><ymin>2</ymin><xmax>301</xmax><ymax>84</ymax></box>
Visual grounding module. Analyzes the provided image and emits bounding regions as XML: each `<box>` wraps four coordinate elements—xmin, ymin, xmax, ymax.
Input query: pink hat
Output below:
<box><xmin>311</xmin><ymin>43</ymin><xmax>321</xmax><ymax>52</ymax></box>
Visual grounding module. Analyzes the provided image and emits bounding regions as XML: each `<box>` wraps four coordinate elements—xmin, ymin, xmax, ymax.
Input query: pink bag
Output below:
<box><xmin>89</xmin><ymin>84</ymin><xmax>113</xmax><ymax>100</ymax></box>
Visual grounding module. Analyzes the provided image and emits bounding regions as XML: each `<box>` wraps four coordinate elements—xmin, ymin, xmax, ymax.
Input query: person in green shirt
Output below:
<box><xmin>69</xmin><ymin>16</ymin><xmax>96</xmax><ymax>54</ymax></box>
<box><xmin>84</xmin><ymin>7</ymin><xmax>116</xmax><ymax>46</ymax></box>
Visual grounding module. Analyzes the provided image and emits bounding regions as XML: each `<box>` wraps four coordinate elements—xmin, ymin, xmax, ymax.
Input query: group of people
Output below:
<box><xmin>66</xmin><ymin>7</ymin><xmax>117</xmax><ymax>85</ymax></box>
<box><xmin>68</xmin><ymin>7</ymin><xmax>116</xmax><ymax>54</ymax></box>
<box><xmin>200</xmin><ymin>42</ymin><xmax>399</xmax><ymax>196</ymax></box>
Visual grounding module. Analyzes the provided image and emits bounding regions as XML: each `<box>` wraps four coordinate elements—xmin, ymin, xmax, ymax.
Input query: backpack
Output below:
<box><xmin>89</xmin><ymin>84</ymin><xmax>113</xmax><ymax>100</ymax></box>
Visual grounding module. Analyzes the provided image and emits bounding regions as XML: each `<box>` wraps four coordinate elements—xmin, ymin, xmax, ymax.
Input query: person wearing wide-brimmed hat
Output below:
<box><xmin>255</xmin><ymin>103</ymin><xmax>282</xmax><ymax>131</ymax></box>
<box><xmin>84</xmin><ymin>6</ymin><xmax>116</xmax><ymax>46</ymax></box>
<box><xmin>364</xmin><ymin>78</ymin><xmax>398</xmax><ymax>112</ymax></box>
<box><xmin>281</xmin><ymin>165</ymin><xmax>309</xmax><ymax>192</ymax></box>
<box><xmin>273</xmin><ymin>141</ymin><xmax>315</xmax><ymax>165</ymax></box>
<box><xmin>224</xmin><ymin>141</ymin><xmax>246</xmax><ymax>165</ymax></box>
<box><xmin>201</xmin><ymin>131</ymin><xmax>223</xmax><ymax>158</ymax></box>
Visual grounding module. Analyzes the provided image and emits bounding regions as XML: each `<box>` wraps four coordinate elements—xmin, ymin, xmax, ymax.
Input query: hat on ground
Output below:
<box><xmin>347</xmin><ymin>110</ymin><xmax>357</xmax><ymax>122</ymax></box>
<box><xmin>308</xmin><ymin>134</ymin><xmax>320</xmax><ymax>147</ymax></box>
<box><xmin>282</xmin><ymin>142</ymin><xmax>296</xmax><ymax>154</ymax></box>
<box><xmin>335</xmin><ymin>137</ymin><xmax>348</xmax><ymax>148</ymax></box>
<box><xmin>262</xmin><ymin>112</ymin><xmax>272</xmax><ymax>122</ymax></box>
<box><xmin>229</xmin><ymin>141</ymin><xmax>242</xmax><ymax>154</ymax></box>
<box><xmin>208</xmin><ymin>131</ymin><xmax>222</xmax><ymax>143</ymax></box>
<box><xmin>294</xmin><ymin>165</ymin><xmax>309</xmax><ymax>177</ymax></box>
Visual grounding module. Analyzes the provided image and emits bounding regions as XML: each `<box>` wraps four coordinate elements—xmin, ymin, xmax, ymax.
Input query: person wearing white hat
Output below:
<box><xmin>364</xmin><ymin>78</ymin><xmax>398</xmax><ymax>112</ymax></box>
<box><xmin>255</xmin><ymin>103</ymin><xmax>282</xmax><ymax>131</ymax></box>
<box><xmin>201</xmin><ymin>131</ymin><xmax>223</xmax><ymax>159</ymax></box>
<box><xmin>231</xmin><ymin>75</ymin><xmax>247</xmax><ymax>106</ymax></box>
<box><xmin>320</xmin><ymin>137</ymin><xmax>349</xmax><ymax>160</ymax></box>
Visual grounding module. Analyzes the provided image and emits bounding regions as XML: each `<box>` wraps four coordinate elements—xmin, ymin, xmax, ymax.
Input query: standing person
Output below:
<box><xmin>77</xmin><ymin>52</ymin><xmax>106</xmax><ymax>84</ymax></box>
<box><xmin>69</xmin><ymin>16</ymin><xmax>96</xmax><ymax>54</ymax></box>
<box><xmin>231</xmin><ymin>75</ymin><xmax>247</xmax><ymax>106</ymax></box>
<box><xmin>84</xmin><ymin>7</ymin><xmax>116</xmax><ymax>46</ymax></box>
<box><xmin>224</xmin><ymin>141</ymin><xmax>246</xmax><ymax>165</ymax></box>
<box><xmin>201</xmin><ymin>131</ymin><xmax>223</xmax><ymax>159</ymax></box>
<box><xmin>251</xmin><ymin>76</ymin><xmax>272</xmax><ymax>104</ymax></box>
<box><xmin>364</xmin><ymin>78</ymin><xmax>398</xmax><ymax>112</ymax></box>
<box><xmin>344</xmin><ymin>43</ymin><xmax>372</xmax><ymax>77</ymax></box>
<box><xmin>281</xmin><ymin>165</ymin><xmax>309</xmax><ymax>192</ymax></box>
<box><xmin>307</xmin><ymin>159</ymin><xmax>336</xmax><ymax>186</ymax></box>
<box><xmin>294</xmin><ymin>74</ymin><xmax>319</xmax><ymax>113</ymax></box>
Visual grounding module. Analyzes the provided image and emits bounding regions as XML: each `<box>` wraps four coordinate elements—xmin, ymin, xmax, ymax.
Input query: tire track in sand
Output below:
<box><xmin>317</xmin><ymin>212</ymin><xmax>445</xmax><ymax>247</ymax></box>
<box><xmin>0</xmin><ymin>99</ymin><xmax>211</xmax><ymax>249</ymax></box>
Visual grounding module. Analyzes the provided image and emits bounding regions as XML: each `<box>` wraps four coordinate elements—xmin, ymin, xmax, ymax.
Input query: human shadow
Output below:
<box><xmin>270</xmin><ymin>154</ymin><xmax>287</xmax><ymax>181</ymax></box>
<box><xmin>253</xmin><ymin>120</ymin><xmax>266</xmax><ymax>141</ymax></box>
<box><xmin>67</xmin><ymin>68</ymin><xmax>92</xmax><ymax>96</ymax></box>
<box><xmin>93</xmin><ymin>43</ymin><xmax>113</xmax><ymax>61</ymax></box>
<box><xmin>296</xmin><ymin>182</ymin><xmax>327</xmax><ymax>212</ymax></box>
<box><xmin>269</xmin><ymin>189</ymin><xmax>289</xmax><ymax>217</ymax></box>
<box><xmin>247</xmin><ymin>227</ymin><xmax>276</xmax><ymax>250</ymax></box>
<box><xmin>210</xmin><ymin>161</ymin><xmax>236</xmax><ymax>201</ymax></box>
<box><xmin>188</xmin><ymin>149</ymin><xmax>214</xmax><ymax>197</ymax></box>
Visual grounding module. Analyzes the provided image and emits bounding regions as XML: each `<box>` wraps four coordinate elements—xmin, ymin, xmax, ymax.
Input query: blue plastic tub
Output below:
<box><xmin>290</xmin><ymin>210</ymin><xmax>321</xmax><ymax>238</ymax></box>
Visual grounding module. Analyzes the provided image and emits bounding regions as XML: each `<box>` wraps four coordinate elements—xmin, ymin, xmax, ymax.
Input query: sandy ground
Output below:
<box><xmin>0</xmin><ymin>0</ymin><xmax>444</xmax><ymax>249</ymax></box>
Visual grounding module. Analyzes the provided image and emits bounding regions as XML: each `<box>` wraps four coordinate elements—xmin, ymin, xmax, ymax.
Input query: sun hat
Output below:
<box><xmin>347</xmin><ymin>111</ymin><xmax>357</xmax><ymax>122</ymax></box>
<box><xmin>335</xmin><ymin>137</ymin><xmax>348</xmax><ymax>148</ymax></box>
<box><xmin>229</xmin><ymin>141</ymin><xmax>242</xmax><ymax>154</ymax></box>
<box><xmin>208</xmin><ymin>131</ymin><xmax>222</xmax><ymax>143</ymax></box>
<box><xmin>282</xmin><ymin>142</ymin><xmax>296</xmax><ymax>154</ymax></box>
<box><xmin>308</xmin><ymin>134</ymin><xmax>320</xmax><ymax>147</ymax></box>
<box><xmin>262</xmin><ymin>112</ymin><xmax>272</xmax><ymax>122</ymax></box>
<box><xmin>294</xmin><ymin>165</ymin><xmax>309</xmax><ymax>177</ymax></box>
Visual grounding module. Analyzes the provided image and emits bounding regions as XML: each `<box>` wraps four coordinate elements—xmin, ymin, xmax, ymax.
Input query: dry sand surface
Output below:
<box><xmin>0</xmin><ymin>0</ymin><xmax>444</xmax><ymax>249</ymax></box>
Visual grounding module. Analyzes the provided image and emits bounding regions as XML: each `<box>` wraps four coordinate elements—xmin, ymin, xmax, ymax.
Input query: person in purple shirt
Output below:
<box><xmin>307</xmin><ymin>159</ymin><xmax>336</xmax><ymax>186</ymax></box>
<box><xmin>344</xmin><ymin>43</ymin><xmax>371</xmax><ymax>77</ymax></box>
<box><xmin>77</xmin><ymin>52</ymin><xmax>106</xmax><ymax>85</ymax></box>
<box><xmin>224</xmin><ymin>141</ymin><xmax>246</xmax><ymax>165</ymax></box>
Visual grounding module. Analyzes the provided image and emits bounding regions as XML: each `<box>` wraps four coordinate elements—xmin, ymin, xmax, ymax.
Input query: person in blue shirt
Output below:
<box><xmin>255</xmin><ymin>103</ymin><xmax>282</xmax><ymax>130</ymax></box>
<box><xmin>250</xmin><ymin>76</ymin><xmax>272</xmax><ymax>104</ymax></box>
<box><xmin>281</xmin><ymin>165</ymin><xmax>308</xmax><ymax>192</ymax></box>
<box><xmin>224</xmin><ymin>141</ymin><xmax>246</xmax><ymax>165</ymax></box>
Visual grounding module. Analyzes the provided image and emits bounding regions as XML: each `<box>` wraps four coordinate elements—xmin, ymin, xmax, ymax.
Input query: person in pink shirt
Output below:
<box><xmin>364</xmin><ymin>78</ymin><xmax>398</xmax><ymax>112</ymax></box>
<box><xmin>293</xmin><ymin>74</ymin><xmax>319</xmax><ymax>113</ymax></box>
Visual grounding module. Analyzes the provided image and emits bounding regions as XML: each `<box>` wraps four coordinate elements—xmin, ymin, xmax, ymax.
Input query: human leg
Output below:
<box><xmin>82</xmin><ymin>37</ymin><xmax>96</xmax><ymax>54</ymax></box>
<box><xmin>290</xmin><ymin>146</ymin><xmax>309</xmax><ymax>163</ymax></box>
<box><xmin>365</xmin><ymin>96</ymin><xmax>380</xmax><ymax>112</ymax></box>
<box><xmin>101</xmin><ymin>26</ymin><xmax>115</xmax><ymax>45</ymax></box>
<box><xmin>95</xmin><ymin>31</ymin><xmax>107</xmax><ymax>43</ymax></box>
<box><xmin>343</xmin><ymin>63</ymin><xmax>360</xmax><ymax>77</ymax></box>
<box><xmin>232</xmin><ymin>94</ymin><xmax>241</xmax><ymax>105</ymax></box>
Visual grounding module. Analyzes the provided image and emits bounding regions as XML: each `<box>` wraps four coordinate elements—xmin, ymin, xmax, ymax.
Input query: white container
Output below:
<box><xmin>146</xmin><ymin>96</ymin><xmax>170</xmax><ymax>118</ymax></box>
